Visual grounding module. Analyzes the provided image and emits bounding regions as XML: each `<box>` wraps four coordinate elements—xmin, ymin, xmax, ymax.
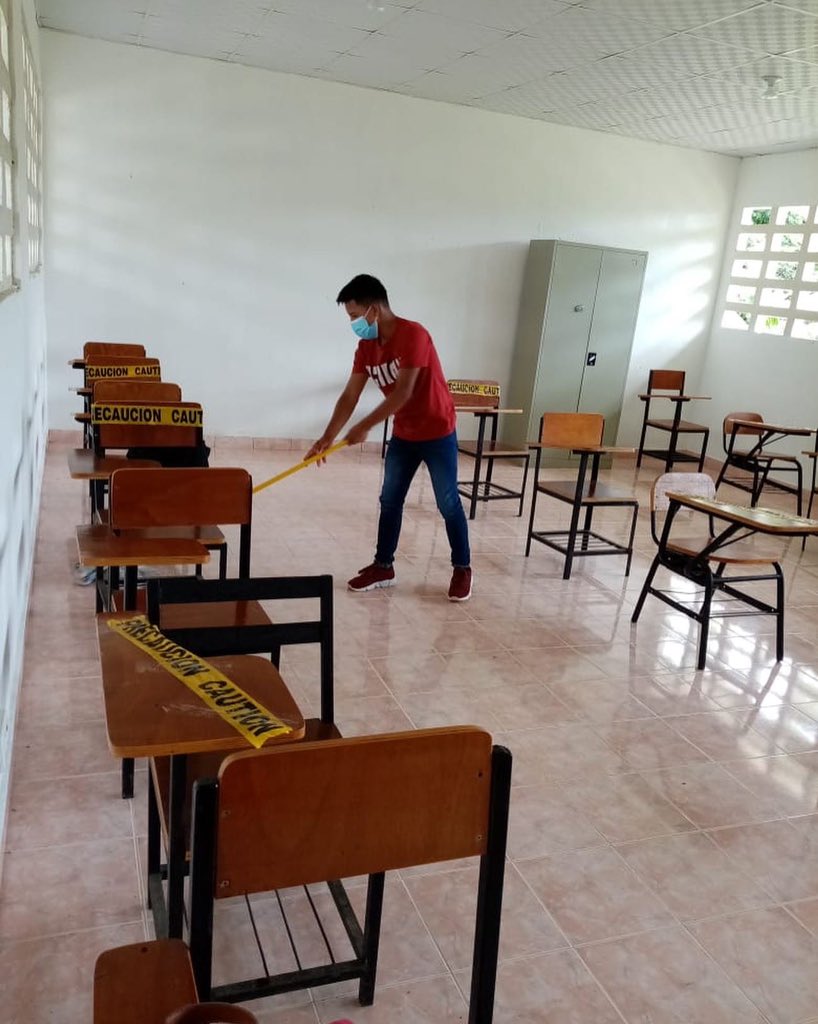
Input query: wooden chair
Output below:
<box><xmin>84</xmin><ymin>341</ymin><xmax>147</xmax><ymax>359</ymax></box>
<box><xmin>631</xmin><ymin>472</ymin><xmax>784</xmax><ymax>670</ymax></box>
<box><xmin>715</xmin><ymin>411</ymin><xmax>805</xmax><ymax>516</ymax></box>
<box><xmin>526</xmin><ymin>412</ymin><xmax>638</xmax><ymax>579</ymax></box>
<box><xmin>94</xmin><ymin>939</ymin><xmax>260</xmax><ymax>1024</ymax></box>
<box><xmin>143</xmin><ymin>573</ymin><xmax>337</xmax><ymax>932</ymax></box>
<box><xmin>636</xmin><ymin>369</ymin><xmax>710</xmax><ymax>471</ymax></box>
<box><xmin>186</xmin><ymin>727</ymin><xmax>511</xmax><ymax>1024</ymax></box>
<box><xmin>448</xmin><ymin>379</ymin><xmax>531</xmax><ymax>519</ymax></box>
<box><xmin>108</xmin><ymin>466</ymin><xmax>254</xmax><ymax>797</ymax></box>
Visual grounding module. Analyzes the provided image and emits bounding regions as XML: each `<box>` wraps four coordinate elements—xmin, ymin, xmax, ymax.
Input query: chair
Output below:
<box><xmin>143</xmin><ymin>573</ymin><xmax>336</xmax><ymax>937</ymax></box>
<box><xmin>84</xmin><ymin>341</ymin><xmax>147</xmax><ymax>360</ymax></box>
<box><xmin>447</xmin><ymin>378</ymin><xmax>531</xmax><ymax>519</ymax></box>
<box><xmin>526</xmin><ymin>412</ymin><xmax>638</xmax><ymax>579</ymax></box>
<box><xmin>631</xmin><ymin>472</ymin><xmax>784</xmax><ymax>670</ymax></box>
<box><xmin>186</xmin><ymin>727</ymin><xmax>511</xmax><ymax>1024</ymax></box>
<box><xmin>715</xmin><ymin>411</ymin><xmax>805</xmax><ymax>516</ymax></box>
<box><xmin>636</xmin><ymin>369</ymin><xmax>710</xmax><ymax>471</ymax></box>
<box><xmin>108</xmin><ymin>466</ymin><xmax>255</xmax><ymax>797</ymax></box>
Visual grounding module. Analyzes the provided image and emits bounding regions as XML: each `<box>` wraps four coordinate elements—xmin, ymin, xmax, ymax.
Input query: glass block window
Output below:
<box><xmin>722</xmin><ymin>205</ymin><xmax>818</xmax><ymax>341</ymax></box>
<box><xmin>21</xmin><ymin>23</ymin><xmax>40</xmax><ymax>273</ymax></box>
<box><xmin>0</xmin><ymin>0</ymin><xmax>13</xmax><ymax>296</ymax></box>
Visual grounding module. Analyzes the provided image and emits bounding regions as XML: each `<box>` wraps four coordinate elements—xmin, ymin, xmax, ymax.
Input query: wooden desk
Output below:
<box><xmin>717</xmin><ymin>420</ymin><xmax>813</xmax><ymax>514</ymax></box>
<box><xmin>637</xmin><ymin>392</ymin><xmax>711</xmax><ymax>471</ymax></box>
<box><xmin>68</xmin><ymin>449</ymin><xmax>159</xmax><ymax>480</ymax></box>
<box><xmin>98</xmin><ymin>615</ymin><xmax>305</xmax><ymax>939</ymax></box>
<box><xmin>632</xmin><ymin>492</ymin><xmax>818</xmax><ymax>669</ymax></box>
<box><xmin>454</xmin><ymin>406</ymin><xmax>529</xmax><ymax>519</ymax></box>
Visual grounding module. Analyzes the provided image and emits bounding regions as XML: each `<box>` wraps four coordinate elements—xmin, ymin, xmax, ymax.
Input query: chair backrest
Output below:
<box><xmin>83</xmin><ymin>341</ymin><xmax>146</xmax><ymax>359</ymax></box>
<box><xmin>85</xmin><ymin>355</ymin><xmax>161</xmax><ymax>384</ymax></box>
<box><xmin>647</xmin><ymin>369</ymin><xmax>685</xmax><ymax>394</ymax></box>
<box><xmin>93</xmin><ymin>380</ymin><xmax>182</xmax><ymax>403</ymax></box>
<box><xmin>93</xmin><ymin>400</ymin><xmax>203</xmax><ymax>450</ymax></box>
<box><xmin>212</xmin><ymin>727</ymin><xmax>495</xmax><ymax>895</ymax></box>
<box><xmin>539</xmin><ymin>412</ymin><xmax>604</xmax><ymax>449</ymax></box>
<box><xmin>146</xmin><ymin>574</ymin><xmax>334</xmax><ymax>724</ymax></box>
<box><xmin>109</xmin><ymin>467</ymin><xmax>252</xmax><ymax>530</ymax></box>
<box><xmin>447</xmin><ymin>379</ymin><xmax>500</xmax><ymax>409</ymax></box>
<box><xmin>723</xmin><ymin>411</ymin><xmax>764</xmax><ymax>440</ymax></box>
<box><xmin>652</xmin><ymin>471</ymin><xmax>715</xmax><ymax>513</ymax></box>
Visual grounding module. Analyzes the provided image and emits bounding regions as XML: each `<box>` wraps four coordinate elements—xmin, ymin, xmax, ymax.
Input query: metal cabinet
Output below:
<box><xmin>504</xmin><ymin>240</ymin><xmax>647</xmax><ymax>458</ymax></box>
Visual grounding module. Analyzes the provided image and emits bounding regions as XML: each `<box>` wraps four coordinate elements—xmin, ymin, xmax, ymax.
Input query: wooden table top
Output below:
<box><xmin>76</xmin><ymin>524</ymin><xmax>210</xmax><ymax>567</ymax></box>
<box><xmin>455</xmin><ymin>406</ymin><xmax>524</xmax><ymax>415</ymax></box>
<box><xmin>729</xmin><ymin>420</ymin><xmax>813</xmax><ymax>437</ymax></box>
<box><xmin>97</xmin><ymin>616</ymin><xmax>305</xmax><ymax>757</ymax></box>
<box><xmin>69</xmin><ymin>358</ymin><xmax>85</xmax><ymax>369</ymax></box>
<box><xmin>68</xmin><ymin>449</ymin><xmax>159</xmax><ymax>480</ymax></box>
<box><xmin>639</xmin><ymin>394</ymin><xmax>711</xmax><ymax>402</ymax></box>
<box><xmin>666</xmin><ymin>492</ymin><xmax>818</xmax><ymax>535</ymax></box>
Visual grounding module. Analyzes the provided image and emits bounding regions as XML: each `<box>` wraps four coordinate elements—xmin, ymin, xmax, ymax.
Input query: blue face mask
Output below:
<box><xmin>350</xmin><ymin>314</ymin><xmax>378</xmax><ymax>340</ymax></box>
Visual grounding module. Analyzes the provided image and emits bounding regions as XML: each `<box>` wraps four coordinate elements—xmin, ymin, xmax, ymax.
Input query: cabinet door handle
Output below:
<box><xmin>586</xmin><ymin>352</ymin><xmax>597</xmax><ymax>367</ymax></box>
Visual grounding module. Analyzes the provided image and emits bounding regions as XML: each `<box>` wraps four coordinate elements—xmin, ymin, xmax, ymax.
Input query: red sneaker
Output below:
<box><xmin>448</xmin><ymin>566</ymin><xmax>472</xmax><ymax>602</ymax></box>
<box><xmin>347</xmin><ymin>562</ymin><xmax>396</xmax><ymax>592</ymax></box>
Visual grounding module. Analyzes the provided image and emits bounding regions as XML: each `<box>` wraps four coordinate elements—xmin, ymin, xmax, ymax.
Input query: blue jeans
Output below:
<box><xmin>376</xmin><ymin>431</ymin><xmax>470</xmax><ymax>568</ymax></box>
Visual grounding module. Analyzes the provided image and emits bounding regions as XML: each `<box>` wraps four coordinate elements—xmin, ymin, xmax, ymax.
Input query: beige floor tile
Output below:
<box><xmin>314</xmin><ymin>974</ymin><xmax>467</xmax><ymax>1023</ymax></box>
<box><xmin>786</xmin><ymin>898</ymin><xmax>818</xmax><ymax>935</ymax></box>
<box><xmin>597</xmin><ymin>718</ymin><xmax>713</xmax><ymax>770</ymax></box>
<box><xmin>708</xmin><ymin>817</ymin><xmax>818</xmax><ymax>904</ymax></box>
<box><xmin>564</xmin><ymin>773</ymin><xmax>697</xmax><ymax>844</ymax></box>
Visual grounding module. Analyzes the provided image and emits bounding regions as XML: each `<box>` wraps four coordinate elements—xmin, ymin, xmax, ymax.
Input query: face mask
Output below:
<box><xmin>350</xmin><ymin>314</ymin><xmax>378</xmax><ymax>340</ymax></box>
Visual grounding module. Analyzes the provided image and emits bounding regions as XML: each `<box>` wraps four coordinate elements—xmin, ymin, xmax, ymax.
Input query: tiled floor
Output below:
<box><xmin>3</xmin><ymin>436</ymin><xmax>818</xmax><ymax>1023</ymax></box>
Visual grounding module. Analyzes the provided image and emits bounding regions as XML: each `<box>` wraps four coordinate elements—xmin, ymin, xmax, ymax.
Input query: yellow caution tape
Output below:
<box><xmin>107</xmin><ymin>616</ymin><xmax>292</xmax><ymax>747</ymax></box>
<box><xmin>253</xmin><ymin>440</ymin><xmax>349</xmax><ymax>494</ymax></box>
<box><xmin>86</xmin><ymin>364</ymin><xmax>160</xmax><ymax>380</ymax></box>
<box><xmin>92</xmin><ymin>403</ymin><xmax>203</xmax><ymax>427</ymax></box>
<box><xmin>448</xmin><ymin>380</ymin><xmax>500</xmax><ymax>398</ymax></box>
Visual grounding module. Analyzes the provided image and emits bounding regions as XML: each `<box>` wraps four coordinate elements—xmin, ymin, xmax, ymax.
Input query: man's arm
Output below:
<box><xmin>344</xmin><ymin>367</ymin><xmax>420</xmax><ymax>446</ymax></box>
<box><xmin>305</xmin><ymin>372</ymin><xmax>367</xmax><ymax>461</ymax></box>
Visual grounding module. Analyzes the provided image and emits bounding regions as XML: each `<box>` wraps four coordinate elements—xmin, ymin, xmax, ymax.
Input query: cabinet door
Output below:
<box><xmin>577</xmin><ymin>249</ymin><xmax>646</xmax><ymax>445</ymax></box>
<box><xmin>532</xmin><ymin>244</ymin><xmax>602</xmax><ymax>422</ymax></box>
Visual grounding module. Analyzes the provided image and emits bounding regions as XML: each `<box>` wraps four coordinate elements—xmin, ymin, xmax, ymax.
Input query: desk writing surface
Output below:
<box><xmin>729</xmin><ymin>420</ymin><xmax>813</xmax><ymax>437</ymax></box>
<box><xmin>638</xmin><ymin>394</ymin><xmax>711</xmax><ymax>402</ymax></box>
<box><xmin>97</xmin><ymin>616</ymin><xmax>305</xmax><ymax>757</ymax></box>
<box><xmin>76</xmin><ymin>524</ymin><xmax>210</xmax><ymax>567</ymax></box>
<box><xmin>455</xmin><ymin>406</ymin><xmax>524</xmax><ymax>415</ymax></box>
<box><xmin>68</xmin><ymin>449</ymin><xmax>159</xmax><ymax>480</ymax></box>
<box><xmin>666</xmin><ymin>492</ymin><xmax>818</xmax><ymax>535</ymax></box>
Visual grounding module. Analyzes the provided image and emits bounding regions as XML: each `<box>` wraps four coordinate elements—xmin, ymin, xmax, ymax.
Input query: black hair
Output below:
<box><xmin>336</xmin><ymin>274</ymin><xmax>389</xmax><ymax>306</ymax></box>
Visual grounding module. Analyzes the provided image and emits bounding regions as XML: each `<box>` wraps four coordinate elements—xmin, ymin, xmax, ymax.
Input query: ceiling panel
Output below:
<box><xmin>34</xmin><ymin>0</ymin><xmax>818</xmax><ymax>156</ymax></box>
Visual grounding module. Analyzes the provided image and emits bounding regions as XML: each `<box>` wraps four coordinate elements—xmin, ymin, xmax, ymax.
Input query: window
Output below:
<box><xmin>0</xmin><ymin>0</ymin><xmax>12</xmax><ymax>296</ymax></box>
<box><xmin>21</xmin><ymin>23</ymin><xmax>40</xmax><ymax>272</ymax></box>
<box><xmin>722</xmin><ymin>204</ymin><xmax>818</xmax><ymax>340</ymax></box>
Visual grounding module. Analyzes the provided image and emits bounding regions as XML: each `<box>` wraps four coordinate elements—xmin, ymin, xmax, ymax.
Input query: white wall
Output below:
<box><xmin>700</xmin><ymin>149</ymin><xmax>818</xmax><ymax>460</ymax></box>
<box><xmin>42</xmin><ymin>31</ymin><xmax>738</xmax><ymax>445</ymax></box>
<box><xmin>0</xmin><ymin>0</ymin><xmax>46</xmax><ymax>880</ymax></box>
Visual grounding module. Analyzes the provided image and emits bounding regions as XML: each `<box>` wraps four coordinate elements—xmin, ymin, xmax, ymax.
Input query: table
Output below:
<box><xmin>98</xmin><ymin>615</ymin><xmax>305</xmax><ymax>939</ymax></box>
<box><xmin>68</xmin><ymin>449</ymin><xmax>160</xmax><ymax>518</ymax></box>
<box><xmin>717</xmin><ymin>419</ymin><xmax>813</xmax><ymax>514</ymax></box>
<box><xmin>632</xmin><ymin>491</ymin><xmax>818</xmax><ymax>669</ymax></box>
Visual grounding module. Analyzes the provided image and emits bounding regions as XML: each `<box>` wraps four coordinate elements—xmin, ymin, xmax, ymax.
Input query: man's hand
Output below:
<box><xmin>304</xmin><ymin>435</ymin><xmax>334</xmax><ymax>465</ymax></box>
<box><xmin>344</xmin><ymin>421</ymin><xmax>370</xmax><ymax>447</ymax></box>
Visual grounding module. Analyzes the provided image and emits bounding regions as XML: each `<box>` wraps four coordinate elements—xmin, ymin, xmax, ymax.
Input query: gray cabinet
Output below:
<box><xmin>504</xmin><ymin>240</ymin><xmax>647</xmax><ymax>457</ymax></box>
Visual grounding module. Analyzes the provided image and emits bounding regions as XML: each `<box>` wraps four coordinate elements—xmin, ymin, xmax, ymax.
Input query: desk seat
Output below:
<box><xmin>536</xmin><ymin>480</ymin><xmax>638</xmax><ymax>505</ymax></box>
<box><xmin>457</xmin><ymin>438</ymin><xmax>529</xmax><ymax>458</ymax></box>
<box><xmin>665</xmin><ymin>535</ymin><xmax>782</xmax><ymax>565</ymax></box>
<box><xmin>645</xmin><ymin>417</ymin><xmax>711</xmax><ymax>434</ymax></box>
<box><xmin>68</xmin><ymin>448</ymin><xmax>160</xmax><ymax>479</ymax></box>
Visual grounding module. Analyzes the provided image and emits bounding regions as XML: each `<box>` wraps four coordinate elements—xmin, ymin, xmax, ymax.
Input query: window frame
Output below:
<box><xmin>21</xmin><ymin>18</ymin><xmax>41</xmax><ymax>274</ymax></box>
<box><xmin>723</xmin><ymin>204</ymin><xmax>818</xmax><ymax>341</ymax></box>
<box><xmin>0</xmin><ymin>0</ymin><xmax>14</xmax><ymax>297</ymax></box>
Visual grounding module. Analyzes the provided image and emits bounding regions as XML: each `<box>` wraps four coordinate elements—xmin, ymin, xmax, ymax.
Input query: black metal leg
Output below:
<box><xmin>525</xmin><ymin>448</ymin><xmax>542</xmax><ymax>557</ymax></box>
<box><xmin>270</xmin><ymin>644</ymin><xmax>281</xmax><ymax>669</ymax></box>
<box><xmin>563</xmin><ymin>454</ymin><xmax>589</xmax><ymax>580</ymax></box>
<box><xmin>147</xmin><ymin>766</ymin><xmax>160</xmax><ymax>910</ymax></box>
<box><xmin>219</xmin><ymin>543</ymin><xmax>227</xmax><ymax>579</ymax></box>
<box><xmin>518</xmin><ymin>453</ymin><xmax>530</xmax><ymax>518</ymax></box>
<box><xmin>631</xmin><ymin>555</ymin><xmax>660</xmax><ymax>623</ymax></box>
<box><xmin>468</xmin><ymin>745</ymin><xmax>511</xmax><ymax>1024</ymax></box>
<box><xmin>168</xmin><ymin>754</ymin><xmax>188</xmax><ymax>938</ymax></box>
<box><xmin>189</xmin><ymin>778</ymin><xmax>219</xmax><ymax>1000</ymax></box>
<box><xmin>358</xmin><ymin>872</ymin><xmax>385</xmax><ymax>1006</ymax></box>
<box><xmin>320</xmin><ymin>584</ymin><xmax>335</xmax><ymax>726</ymax></box>
<box><xmin>124</xmin><ymin>565</ymin><xmax>138</xmax><ymax>609</ymax></box>
<box><xmin>484</xmin><ymin>414</ymin><xmax>498</xmax><ymax>498</ymax></box>
<box><xmin>637</xmin><ymin>405</ymin><xmax>649</xmax><ymax>468</ymax></box>
<box><xmin>774</xmin><ymin>563</ymin><xmax>784</xmax><ymax>662</ymax></box>
<box><xmin>121</xmin><ymin>758</ymin><xmax>135</xmax><ymax>800</ymax></box>
<box><xmin>697</xmin><ymin>570</ymin><xmax>714</xmax><ymax>671</ymax></box>
<box><xmin>380</xmin><ymin>419</ymin><xmax>388</xmax><ymax>459</ymax></box>
<box><xmin>625</xmin><ymin>503</ymin><xmax>639</xmax><ymax>576</ymax></box>
<box><xmin>469</xmin><ymin>417</ymin><xmax>486</xmax><ymax>520</ymax></box>
<box><xmin>698</xmin><ymin>430</ymin><xmax>709</xmax><ymax>472</ymax></box>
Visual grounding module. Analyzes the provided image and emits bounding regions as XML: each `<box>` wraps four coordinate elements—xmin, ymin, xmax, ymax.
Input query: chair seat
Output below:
<box><xmin>457</xmin><ymin>439</ymin><xmax>529</xmax><ymax>458</ymax></box>
<box><xmin>111</xmin><ymin>593</ymin><xmax>271</xmax><ymax>633</ymax></box>
<box><xmin>646</xmin><ymin>418</ymin><xmax>709</xmax><ymax>433</ymax></box>
<box><xmin>666</xmin><ymin>535</ymin><xmax>783</xmax><ymax>566</ymax></box>
<box><xmin>536</xmin><ymin>480</ymin><xmax>637</xmax><ymax>506</ymax></box>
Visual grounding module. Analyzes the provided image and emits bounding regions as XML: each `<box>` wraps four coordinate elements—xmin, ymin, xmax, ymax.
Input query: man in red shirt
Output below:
<box><xmin>307</xmin><ymin>274</ymin><xmax>472</xmax><ymax>601</ymax></box>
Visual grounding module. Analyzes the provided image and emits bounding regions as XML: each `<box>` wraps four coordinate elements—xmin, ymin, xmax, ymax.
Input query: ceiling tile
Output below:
<box><xmin>705</xmin><ymin>54</ymin><xmax>818</xmax><ymax>92</ymax></box>
<box><xmin>773</xmin><ymin>0</ymin><xmax>818</xmax><ymax>15</ymax></box>
<box><xmin>255</xmin><ymin>0</ymin><xmax>407</xmax><ymax>32</ymax></box>
<box><xmin>377</xmin><ymin>8</ymin><xmax>511</xmax><ymax>52</ymax></box>
<box><xmin>414</xmin><ymin>0</ymin><xmax>569</xmax><ymax>33</ymax></box>
<box><xmin>788</xmin><ymin>43</ymin><xmax>818</xmax><ymax>61</ymax></box>
<box><xmin>576</xmin><ymin>0</ymin><xmax>766</xmax><ymax>33</ymax></box>
<box><xmin>520</xmin><ymin>5</ymin><xmax>671</xmax><ymax>53</ymax></box>
<box><xmin>624</xmin><ymin>32</ymin><xmax>762</xmax><ymax>74</ymax></box>
<box><xmin>690</xmin><ymin>3</ymin><xmax>818</xmax><ymax>55</ymax></box>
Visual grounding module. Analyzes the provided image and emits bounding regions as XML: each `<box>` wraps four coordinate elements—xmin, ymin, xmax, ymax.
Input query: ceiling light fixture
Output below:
<box><xmin>760</xmin><ymin>74</ymin><xmax>783</xmax><ymax>100</ymax></box>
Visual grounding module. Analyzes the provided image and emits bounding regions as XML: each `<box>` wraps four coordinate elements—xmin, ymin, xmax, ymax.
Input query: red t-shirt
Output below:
<box><xmin>351</xmin><ymin>318</ymin><xmax>456</xmax><ymax>442</ymax></box>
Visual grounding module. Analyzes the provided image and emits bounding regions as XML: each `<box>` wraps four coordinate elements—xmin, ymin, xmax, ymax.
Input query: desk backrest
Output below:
<box><xmin>539</xmin><ymin>412</ymin><xmax>603</xmax><ymax>449</ymax></box>
<box><xmin>648</xmin><ymin>369</ymin><xmax>685</xmax><ymax>394</ymax></box>
<box><xmin>211</xmin><ymin>727</ymin><xmax>495</xmax><ymax>895</ymax></box>
<box><xmin>83</xmin><ymin>341</ymin><xmax>146</xmax><ymax>359</ymax></box>
<box><xmin>85</xmin><ymin>355</ymin><xmax>161</xmax><ymax>384</ymax></box>
<box><xmin>93</xmin><ymin>380</ymin><xmax>182</xmax><ymax>403</ymax></box>
<box><xmin>109</xmin><ymin>467</ymin><xmax>252</xmax><ymax>531</ymax></box>
<box><xmin>447</xmin><ymin>379</ymin><xmax>500</xmax><ymax>409</ymax></box>
<box><xmin>93</xmin><ymin>400</ymin><xmax>202</xmax><ymax>450</ymax></box>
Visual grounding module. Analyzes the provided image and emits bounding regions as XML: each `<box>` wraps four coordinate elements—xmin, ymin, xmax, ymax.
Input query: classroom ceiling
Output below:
<box><xmin>36</xmin><ymin>0</ymin><xmax>818</xmax><ymax>157</ymax></box>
